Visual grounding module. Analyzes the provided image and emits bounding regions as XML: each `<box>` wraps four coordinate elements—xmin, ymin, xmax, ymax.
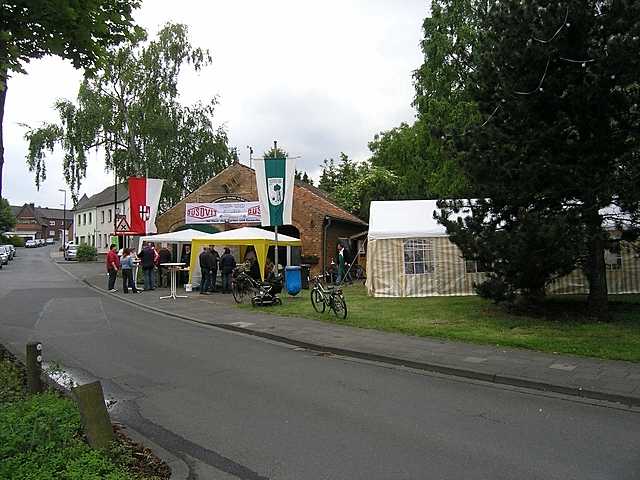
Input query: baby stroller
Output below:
<box><xmin>251</xmin><ymin>276</ymin><xmax>283</xmax><ymax>307</ymax></box>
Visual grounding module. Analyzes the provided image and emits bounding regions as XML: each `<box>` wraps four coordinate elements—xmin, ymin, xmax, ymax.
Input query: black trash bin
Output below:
<box><xmin>300</xmin><ymin>264</ymin><xmax>310</xmax><ymax>289</ymax></box>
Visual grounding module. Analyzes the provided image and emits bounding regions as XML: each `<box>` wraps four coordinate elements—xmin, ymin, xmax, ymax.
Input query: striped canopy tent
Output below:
<box><xmin>366</xmin><ymin>200</ymin><xmax>640</xmax><ymax>298</ymax></box>
<box><xmin>189</xmin><ymin>227</ymin><xmax>302</xmax><ymax>283</ymax></box>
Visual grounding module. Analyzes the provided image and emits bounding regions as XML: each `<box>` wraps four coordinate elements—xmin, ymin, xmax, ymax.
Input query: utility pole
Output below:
<box><xmin>273</xmin><ymin>140</ymin><xmax>279</xmax><ymax>277</ymax></box>
<box><xmin>58</xmin><ymin>189</ymin><xmax>66</xmax><ymax>246</ymax></box>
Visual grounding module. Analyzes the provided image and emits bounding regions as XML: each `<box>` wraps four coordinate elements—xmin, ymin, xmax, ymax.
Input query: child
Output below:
<box><xmin>121</xmin><ymin>248</ymin><xmax>139</xmax><ymax>294</ymax></box>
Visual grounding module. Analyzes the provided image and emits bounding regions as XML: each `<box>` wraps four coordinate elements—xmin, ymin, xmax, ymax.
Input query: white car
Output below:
<box><xmin>25</xmin><ymin>239</ymin><xmax>36</xmax><ymax>248</ymax></box>
<box><xmin>64</xmin><ymin>245</ymin><xmax>78</xmax><ymax>261</ymax></box>
<box><xmin>0</xmin><ymin>245</ymin><xmax>14</xmax><ymax>260</ymax></box>
<box><xmin>0</xmin><ymin>246</ymin><xmax>9</xmax><ymax>265</ymax></box>
<box><xmin>46</xmin><ymin>238</ymin><xmax>55</xmax><ymax>245</ymax></box>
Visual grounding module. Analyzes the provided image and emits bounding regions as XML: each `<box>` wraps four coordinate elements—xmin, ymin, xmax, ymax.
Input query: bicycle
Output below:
<box><xmin>310</xmin><ymin>275</ymin><xmax>347</xmax><ymax>319</ymax></box>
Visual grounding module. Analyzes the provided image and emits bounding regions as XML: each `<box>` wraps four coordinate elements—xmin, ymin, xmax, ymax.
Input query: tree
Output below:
<box><xmin>318</xmin><ymin>153</ymin><xmax>400</xmax><ymax>219</ymax></box>
<box><xmin>295</xmin><ymin>169</ymin><xmax>313</xmax><ymax>186</ymax></box>
<box><xmin>439</xmin><ymin>1</ymin><xmax>640</xmax><ymax>318</ymax></box>
<box><xmin>0</xmin><ymin>198</ymin><xmax>15</xmax><ymax>233</ymax></box>
<box><xmin>0</xmin><ymin>0</ymin><xmax>143</xmax><ymax>197</ymax></box>
<box><xmin>23</xmin><ymin>23</ymin><xmax>233</xmax><ymax>210</ymax></box>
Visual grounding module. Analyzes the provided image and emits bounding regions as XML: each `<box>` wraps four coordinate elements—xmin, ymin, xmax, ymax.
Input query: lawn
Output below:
<box><xmin>242</xmin><ymin>284</ymin><xmax>640</xmax><ymax>362</ymax></box>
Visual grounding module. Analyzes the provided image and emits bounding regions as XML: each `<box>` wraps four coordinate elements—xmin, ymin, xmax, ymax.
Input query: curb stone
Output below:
<box><xmin>120</xmin><ymin>426</ymin><xmax>190</xmax><ymax>480</ymax></box>
<box><xmin>69</xmin><ymin>268</ymin><xmax>640</xmax><ymax>409</ymax></box>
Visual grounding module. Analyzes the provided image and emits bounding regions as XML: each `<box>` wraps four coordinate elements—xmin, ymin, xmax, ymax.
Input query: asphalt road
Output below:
<box><xmin>0</xmin><ymin>246</ymin><xmax>639</xmax><ymax>480</ymax></box>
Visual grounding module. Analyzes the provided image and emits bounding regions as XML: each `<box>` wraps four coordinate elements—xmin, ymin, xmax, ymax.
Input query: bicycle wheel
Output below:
<box><xmin>311</xmin><ymin>287</ymin><xmax>326</xmax><ymax>313</ymax></box>
<box><xmin>331</xmin><ymin>294</ymin><xmax>347</xmax><ymax>319</ymax></box>
<box><xmin>232</xmin><ymin>279</ymin><xmax>247</xmax><ymax>303</ymax></box>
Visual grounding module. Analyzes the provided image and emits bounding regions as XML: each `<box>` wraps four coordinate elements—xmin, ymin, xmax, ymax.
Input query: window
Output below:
<box><xmin>82</xmin><ymin>213</ymin><xmax>86</xmax><ymax>225</ymax></box>
<box><xmin>49</xmin><ymin>220</ymin><xmax>55</xmax><ymax>226</ymax></box>
<box><xmin>107</xmin><ymin>209</ymin><xmax>112</xmax><ymax>223</ymax></box>
<box><xmin>465</xmin><ymin>259</ymin><xmax>492</xmax><ymax>274</ymax></box>
<box><xmin>88</xmin><ymin>212</ymin><xmax>92</xmax><ymax>224</ymax></box>
<box><xmin>403</xmin><ymin>239</ymin><xmax>434</xmax><ymax>275</ymax></box>
<box><xmin>77</xmin><ymin>215</ymin><xmax>81</xmax><ymax>226</ymax></box>
<box><xmin>101</xmin><ymin>211</ymin><xmax>105</xmax><ymax>224</ymax></box>
<box><xmin>49</xmin><ymin>230</ymin><xmax>55</xmax><ymax>237</ymax></box>
<box><xmin>605</xmin><ymin>247</ymin><xmax>622</xmax><ymax>271</ymax></box>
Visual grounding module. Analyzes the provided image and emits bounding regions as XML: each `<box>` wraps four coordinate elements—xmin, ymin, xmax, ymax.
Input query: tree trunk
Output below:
<box><xmin>0</xmin><ymin>69</ymin><xmax>6</xmax><ymax>199</ymax></box>
<box><xmin>585</xmin><ymin>234</ymin><xmax>610</xmax><ymax>321</ymax></box>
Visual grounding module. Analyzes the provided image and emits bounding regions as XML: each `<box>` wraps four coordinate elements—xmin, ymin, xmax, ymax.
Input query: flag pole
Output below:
<box><xmin>273</xmin><ymin>140</ymin><xmax>279</xmax><ymax>278</ymax></box>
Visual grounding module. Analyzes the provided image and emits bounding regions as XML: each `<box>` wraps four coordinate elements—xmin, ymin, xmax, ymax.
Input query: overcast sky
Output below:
<box><xmin>3</xmin><ymin>0</ymin><xmax>429</xmax><ymax>208</ymax></box>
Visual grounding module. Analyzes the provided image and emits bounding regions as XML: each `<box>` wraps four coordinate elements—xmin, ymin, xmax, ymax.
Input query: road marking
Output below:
<box><xmin>229</xmin><ymin>322</ymin><xmax>255</xmax><ymax>328</ymax></box>
<box><xmin>549</xmin><ymin>363</ymin><xmax>577</xmax><ymax>371</ymax></box>
<box><xmin>464</xmin><ymin>356</ymin><xmax>488</xmax><ymax>364</ymax></box>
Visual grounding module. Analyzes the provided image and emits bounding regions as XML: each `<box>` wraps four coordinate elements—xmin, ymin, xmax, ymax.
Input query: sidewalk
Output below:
<box><xmin>65</xmin><ymin>260</ymin><xmax>640</xmax><ymax>407</ymax></box>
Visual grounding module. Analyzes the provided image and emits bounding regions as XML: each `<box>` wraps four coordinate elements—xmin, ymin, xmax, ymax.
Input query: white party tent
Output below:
<box><xmin>366</xmin><ymin>200</ymin><xmax>481</xmax><ymax>298</ymax></box>
<box><xmin>139</xmin><ymin>228</ymin><xmax>218</xmax><ymax>244</ymax></box>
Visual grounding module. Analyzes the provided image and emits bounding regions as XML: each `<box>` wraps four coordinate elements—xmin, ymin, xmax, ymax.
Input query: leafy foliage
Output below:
<box><xmin>0</xmin><ymin>392</ymin><xmax>136</xmax><ymax>479</ymax></box>
<box><xmin>76</xmin><ymin>243</ymin><xmax>97</xmax><ymax>262</ymax></box>
<box><xmin>0</xmin><ymin>0</ymin><xmax>144</xmax><ymax>197</ymax></box>
<box><xmin>0</xmin><ymin>358</ymin><xmax>24</xmax><ymax>405</ymax></box>
<box><xmin>0</xmin><ymin>197</ymin><xmax>16</xmax><ymax>232</ymax></box>
<box><xmin>318</xmin><ymin>153</ymin><xmax>400</xmax><ymax>219</ymax></box>
<box><xmin>23</xmin><ymin>23</ymin><xmax>233</xmax><ymax>209</ymax></box>
<box><xmin>438</xmin><ymin>1</ymin><xmax>640</xmax><ymax>317</ymax></box>
<box><xmin>294</xmin><ymin>169</ymin><xmax>313</xmax><ymax>185</ymax></box>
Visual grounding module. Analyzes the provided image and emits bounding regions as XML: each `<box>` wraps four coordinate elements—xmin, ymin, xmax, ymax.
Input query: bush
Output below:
<box><xmin>0</xmin><ymin>359</ymin><xmax>25</xmax><ymax>405</ymax></box>
<box><xmin>76</xmin><ymin>244</ymin><xmax>98</xmax><ymax>262</ymax></box>
<box><xmin>474</xmin><ymin>275</ymin><xmax>515</xmax><ymax>304</ymax></box>
<box><xmin>7</xmin><ymin>236</ymin><xmax>25</xmax><ymax>247</ymax></box>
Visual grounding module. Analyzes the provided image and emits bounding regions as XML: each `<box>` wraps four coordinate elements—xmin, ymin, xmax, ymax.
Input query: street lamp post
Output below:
<box><xmin>58</xmin><ymin>189</ymin><xmax>66</xmax><ymax>246</ymax></box>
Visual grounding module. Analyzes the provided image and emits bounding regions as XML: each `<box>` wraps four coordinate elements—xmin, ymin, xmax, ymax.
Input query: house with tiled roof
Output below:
<box><xmin>8</xmin><ymin>203</ymin><xmax>73</xmax><ymax>242</ymax></box>
<box><xmin>72</xmin><ymin>183</ymin><xmax>129</xmax><ymax>252</ymax></box>
<box><xmin>156</xmin><ymin>162</ymin><xmax>367</xmax><ymax>274</ymax></box>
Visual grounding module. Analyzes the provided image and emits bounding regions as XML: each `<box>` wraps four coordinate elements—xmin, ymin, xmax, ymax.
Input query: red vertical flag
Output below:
<box><xmin>128</xmin><ymin>177</ymin><xmax>164</xmax><ymax>234</ymax></box>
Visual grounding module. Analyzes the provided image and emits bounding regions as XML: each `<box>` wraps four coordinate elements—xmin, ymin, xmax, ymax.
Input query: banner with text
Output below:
<box><xmin>185</xmin><ymin>202</ymin><xmax>262</xmax><ymax>224</ymax></box>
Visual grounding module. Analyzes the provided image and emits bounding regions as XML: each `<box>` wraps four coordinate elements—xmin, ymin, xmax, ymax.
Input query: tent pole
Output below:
<box><xmin>274</xmin><ymin>225</ymin><xmax>279</xmax><ymax>277</ymax></box>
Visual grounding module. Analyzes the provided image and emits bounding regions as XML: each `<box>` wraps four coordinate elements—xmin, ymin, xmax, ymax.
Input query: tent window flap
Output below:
<box><xmin>403</xmin><ymin>239</ymin><xmax>434</xmax><ymax>275</ymax></box>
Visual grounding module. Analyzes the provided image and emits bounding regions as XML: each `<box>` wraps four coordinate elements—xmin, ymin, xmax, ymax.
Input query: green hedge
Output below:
<box><xmin>77</xmin><ymin>244</ymin><xmax>98</xmax><ymax>262</ymax></box>
<box><xmin>0</xmin><ymin>235</ymin><xmax>24</xmax><ymax>247</ymax></box>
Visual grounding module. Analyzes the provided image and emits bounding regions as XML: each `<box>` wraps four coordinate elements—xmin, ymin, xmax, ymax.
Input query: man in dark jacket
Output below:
<box><xmin>209</xmin><ymin>246</ymin><xmax>220</xmax><ymax>292</ymax></box>
<box><xmin>138</xmin><ymin>242</ymin><xmax>156</xmax><ymax>291</ymax></box>
<box><xmin>199</xmin><ymin>246</ymin><xmax>213</xmax><ymax>294</ymax></box>
<box><xmin>219</xmin><ymin>247</ymin><xmax>236</xmax><ymax>293</ymax></box>
<box><xmin>158</xmin><ymin>245</ymin><xmax>172</xmax><ymax>288</ymax></box>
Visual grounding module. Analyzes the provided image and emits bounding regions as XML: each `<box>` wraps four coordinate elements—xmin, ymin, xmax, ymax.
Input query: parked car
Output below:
<box><xmin>65</xmin><ymin>241</ymin><xmax>75</xmax><ymax>250</ymax></box>
<box><xmin>25</xmin><ymin>239</ymin><xmax>36</xmax><ymax>248</ymax></box>
<box><xmin>0</xmin><ymin>246</ymin><xmax>9</xmax><ymax>265</ymax></box>
<box><xmin>46</xmin><ymin>238</ymin><xmax>55</xmax><ymax>245</ymax></box>
<box><xmin>1</xmin><ymin>245</ymin><xmax>14</xmax><ymax>260</ymax></box>
<box><xmin>64</xmin><ymin>245</ymin><xmax>78</xmax><ymax>261</ymax></box>
<box><xmin>38</xmin><ymin>239</ymin><xmax>46</xmax><ymax>247</ymax></box>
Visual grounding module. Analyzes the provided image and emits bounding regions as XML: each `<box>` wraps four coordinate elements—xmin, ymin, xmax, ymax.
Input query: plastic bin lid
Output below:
<box><xmin>285</xmin><ymin>265</ymin><xmax>301</xmax><ymax>270</ymax></box>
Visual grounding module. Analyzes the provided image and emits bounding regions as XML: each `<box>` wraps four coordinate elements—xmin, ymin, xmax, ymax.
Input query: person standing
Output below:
<box><xmin>106</xmin><ymin>244</ymin><xmax>120</xmax><ymax>292</ymax></box>
<box><xmin>336</xmin><ymin>243</ymin><xmax>346</xmax><ymax>285</ymax></box>
<box><xmin>199</xmin><ymin>246</ymin><xmax>213</xmax><ymax>294</ymax></box>
<box><xmin>138</xmin><ymin>242</ymin><xmax>156</xmax><ymax>291</ymax></box>
<box><xmin>158</xmin><ymin>244</ymin><xmax>172</xmax><ymax>288</ymax></box>
<box><xmin>219</xmin><ymin>247</ymin><xmax>236</xmax><ymax>293</ymax></box>
<box><xmin>121</xmin><ymin>248</ymin><xmax>139</xmax><ymax>293</ymax></box>
<box><xmin>209</xmin><ymin>246</ymin><xmax>220</xmax><ymax>292</ymax></box>
<box><xmin>180</xmin><ymin>244</ymin><xmax>192</xmax><ymax>286</ymax></box>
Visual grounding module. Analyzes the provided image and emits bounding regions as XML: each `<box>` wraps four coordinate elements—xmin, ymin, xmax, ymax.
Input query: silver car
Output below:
<box><xmin>1</xmin><ymin>245</ymin><xmax>14</xmax><ymax>260</ymax></box>
<box><xmin>0</xmin><ymin>246</ymin><xmax>9</xmax><ymax>265</ymax></box>
<box><xmin>64</xmin><ymin>245</ymin><xmax>78</xmax><ymax>261</ymax></box>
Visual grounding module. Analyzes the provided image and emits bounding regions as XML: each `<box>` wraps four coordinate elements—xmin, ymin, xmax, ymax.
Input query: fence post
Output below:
<box><xmin>72</xmin><ymin>381</ymin><xmax>114</xmax><ymax>449</ymax></box>
<box><xmin>26</xmin><ymin>341</ymin><xmax>43</xmax><ymax>394</ymax></box>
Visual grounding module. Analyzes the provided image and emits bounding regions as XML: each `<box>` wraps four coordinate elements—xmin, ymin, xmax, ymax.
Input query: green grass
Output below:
<box><xmin>241</xmin><ymin>284</ymin><xmax>640</xmax><ymax>362</ymax></box>
<box><xmin>0</xmin><ymin>357</ymin><xmax>163</xmax><ymax>480</ymax></box>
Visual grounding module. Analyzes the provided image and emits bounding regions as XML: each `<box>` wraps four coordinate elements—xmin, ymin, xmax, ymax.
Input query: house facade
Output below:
<box><xmin>8</xmin><ymin>203</ymin><xmax>73</xmax><ymax>242</ymax></box>
<box><xmin>156</xmin><ymin>162</ymin><xmax>367</xmax><ymax>273</ymax></box>
<box><xmin>73</xmin><ymin>183</ymin><xmax>130</xmax><ymax>253</ymax></box>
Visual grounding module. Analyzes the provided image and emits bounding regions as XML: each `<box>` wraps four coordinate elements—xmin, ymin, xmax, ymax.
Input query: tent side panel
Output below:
<box><xmin>435</xmin><ymin>237</ymin><xmax>479</xmax><ymax>296</ymax></box>
<box><xmin>366</xmin><ymin>238</ymin><xmax>403</xmax><ymax>297</ymax></box>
